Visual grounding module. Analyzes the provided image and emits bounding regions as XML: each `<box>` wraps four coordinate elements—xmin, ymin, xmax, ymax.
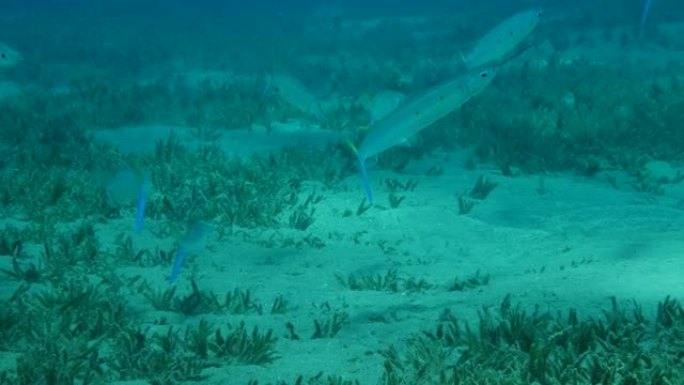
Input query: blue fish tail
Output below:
<box><xmin>357</xmin><ymin>155</ymin><xmax>373</xmax><ymax>204</ymax></box>
<box><xmin>135</xmin><ymin>186</ymin><xmax>146</xmax><ymax>233</ymax></box>
<box><xmin>640</xmin><ymin>0</ymin><xmax>653</xmax><ymax>32</ymax></box>
<box><xmin>169</xmin><ymin>248</ymin><xmax>186</xmax><ymax>284</ymax></box>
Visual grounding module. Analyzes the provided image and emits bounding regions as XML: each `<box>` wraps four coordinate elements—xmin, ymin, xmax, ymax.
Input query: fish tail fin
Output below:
<box><xmin>357</xmin><ymin>155</ymin><xmax>374</xmax><ymax>204</ymax></box>
<box><xmin>639</xmin><ymin>0</ymin><xmax>653</xmax><ymax>37</ymax></box>
<box><xmin>169</xmin><ymin>247</ymin><xmax>186</xmax><ymax>284</ymax></box>
<box><xmin>345</xmin><ymin>139</ymin><xmax>374</xmax><ymax>203</ymax></box>
<box><xmin>135</xmin><ymin>186</ymin><xmax>146</xmax><ymax>233</ymax></box>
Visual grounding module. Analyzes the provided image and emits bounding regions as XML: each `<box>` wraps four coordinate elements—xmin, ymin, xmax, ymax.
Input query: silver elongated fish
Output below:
<box><xmin>465</xmin><ymin>9</ymin><xmax>541</xmax><ymax>70</ymax></box>
<box><xmin>356</xmin><ymin>68</ymin><xmax>496</xmax><ymax>202</ymax></box>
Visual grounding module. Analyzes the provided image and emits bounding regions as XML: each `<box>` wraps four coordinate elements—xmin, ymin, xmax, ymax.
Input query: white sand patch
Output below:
<box><xmin>95</xmin><ymin>146</ymin><xmax>684</xmax><ymax>383</ymax></box>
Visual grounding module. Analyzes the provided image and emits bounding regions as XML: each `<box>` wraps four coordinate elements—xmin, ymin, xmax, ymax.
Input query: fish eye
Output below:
<box><xmin>480</xmin><ymin>72</ymin><xmax>488</xmax><ymax>78</ymax></box>
<box><xmin>0</xmin><ymin>53</ymin><xmax>5</xmax><ymax>59</ymax></box>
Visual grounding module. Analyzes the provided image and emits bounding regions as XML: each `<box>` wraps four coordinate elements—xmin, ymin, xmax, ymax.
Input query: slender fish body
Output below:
<box><xmin>465</xmin><ymin>9</ymin><xmax>542</xmax><ymax>70</ymax></box>
<box><xmin>357</xmin><ymin>68</ymin><xmax>497</xmax><ymax>202</ymax></box>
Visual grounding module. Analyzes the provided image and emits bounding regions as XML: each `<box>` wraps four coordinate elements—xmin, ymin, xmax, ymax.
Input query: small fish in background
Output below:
<box><xmin>639</xmin><ymin>0</ymin><xmax>654</xmax><ymax>37</ymax></box>
<box><xmin>355</xmin><ymin>68</ymin><xmax>497</xmax><ymax>203</ymax></box>
<box><xmin>105</xmin><ymin>169</ymin><xmax>152</xmax><ymax>233</ymax></box>
<box><xmin>0</xmin><ymin>43</ymin><xmax>21</xmax><ymax>69</ymax></box>
<box><xmin>169</xmin><ymin>222</ymin><xmax>210</xmax><ymax>284</ymax></box>
<box><xmin>464</xmin><ymin>9</ymin><xmax>542</xmax><ymax>71</ymax></box>
<box><xmin>269</xmin><ymin>74</ymin><xmax>326</xmax><ymax>121</ymax></box>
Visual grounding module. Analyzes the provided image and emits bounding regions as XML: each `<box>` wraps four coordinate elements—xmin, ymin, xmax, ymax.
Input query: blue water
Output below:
<box><xmin>0</xmin><ymin>0</ymin><xmax>683</xmax><ymax>383</ymax></box>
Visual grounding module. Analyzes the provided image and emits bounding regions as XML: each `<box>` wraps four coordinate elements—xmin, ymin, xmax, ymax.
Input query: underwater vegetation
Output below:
<box><xmin>0</xmin><ymin>223</ymin><xmax>281</xmax><ymax>384</ymax></box>
<box><xmin>2</xmin><ymin>245</ymin><xmax>682</xmax><ymax>385</ymax></box>
<box><xmin>0</xmin><ymin>3</ymin><xmax>683</xmax><ymax>384</ymax></box>
<box><xmin>378</xmin><ymin>296</ymin><xmax>684</xmax><ymax>385</ymax></box>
